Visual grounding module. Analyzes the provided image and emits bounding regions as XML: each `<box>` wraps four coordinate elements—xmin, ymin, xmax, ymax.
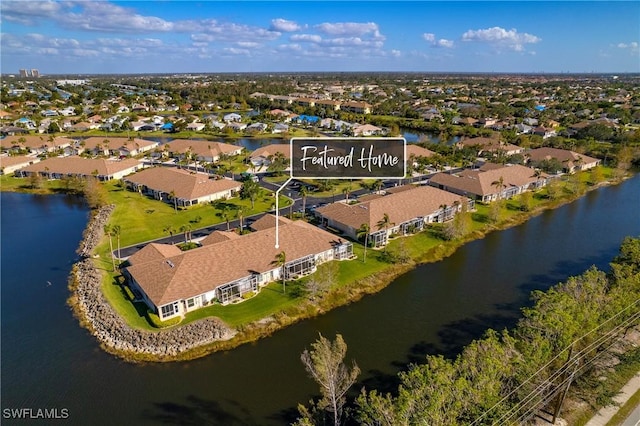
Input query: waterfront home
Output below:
<box><xmin>0</xmin><ymin>135</ymin><xmax>75</xmax><ymax>155</ymax></box>
<box><xmin>163</xmin><ymin>139</ymin><xmax>243</xmax><ymax>163</ymax></box>
<box><xmin>249</xmin><ymin>144</ymin><xmax>291</xmax><ymax>168</ymax></box>
<box><xmin>457</xmin><ymin>136</ymin><xmax>524</xmax><ymax>156</ymax></box>
<box><xmin>526</xmin><ymin>147</ymin><xmax>600</xmax><ymax>174</ymax></box>
<box><xmin>315</xmin><ymin>185</ymin><xmax>473</xmax><ymax>247</ymax></box>
<box><xmin>79</xmin><ymin>136</ymin><xmax>159</xmax><ymax>157</ymax></box>
<box><xmin>15</xmin><ymin>156</ymin><xmax>142</xmax><ymax>181</ymax></box>
<box><xmin>124</xmin><ymin>218</ymin><xmax>354</xmax><ymax>319</ymax></box>
<box><xmin>0</xmin><ymin>155</ymin><xmax>41</xmax><ymax>175</ymax></box>
<box><xmin>352</xmin><ymin>123</ymin><xmax>383</xmax><ymax>136</ymax></box>
<box><xmin>428</xmin><ymin>163</ymin><xmax>547</xmax><ymax>203</ymax></box>
<box><xmin>406</xmin><ymin>145</ymin><xmax>435</xmax><ymax>169</ymax></box>
<box><xmin>123</xmin><ymin>167</ymin><xmax>241</xmax><ymax>207</ymax></box>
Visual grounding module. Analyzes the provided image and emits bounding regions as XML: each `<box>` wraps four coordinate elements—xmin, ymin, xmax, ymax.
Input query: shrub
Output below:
<box><xmin>146</xmin><ymin>310</ymin><xmax>182</xmax><ymax>328</ymax></box>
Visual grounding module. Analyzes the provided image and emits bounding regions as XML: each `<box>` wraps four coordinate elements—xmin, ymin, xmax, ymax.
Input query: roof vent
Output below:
<box><xmin>165</xmin><ymin>260</ymin><xmax>174</xmax><ymax>268</ymax></box>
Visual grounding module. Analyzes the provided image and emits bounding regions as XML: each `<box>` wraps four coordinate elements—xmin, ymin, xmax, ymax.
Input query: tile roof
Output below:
<box><xmin>163</xmin><ymin>139</ymin><xmax>242</xmax><ymax>159</ymax></box>
<box><xmin>527</xmin><ymin>147</ymin><xmax>599</xmax><ymax>166</ymax></box>
<box><xmin>124</xmin><ymin>167</ymin><xmax>240</xmax><ymax>201</ymax></box>
<box><xmin>21</xmin><ymin>156</ymin><xmax>142</xmax><ymax>177</ymax></box>
<box><xmin>429</xmin><ymin>164</ymin><xmax>543</xmax><ymax>197</ymax></box>
<box><xmin>250</xmin><ymin>144</ymin><xmax>291</xmax><ymax>160</ymax></box>
<box><xmin>0</xmin><ymin>135</ymin><xmax>75</xmax><ymax>151</ymax></box>
<box><xmin>200</xmin><ymin>230</ymin><xmax>242</xmax><ymax>246</ymax></box>
<box><xmin>316</xmin><ymin>185</ymin><xmax>468</xmax><ymax>231</ymax></box>
<box><xmin>249</xmin><ymin>214</ymin><xmax>292</xmax><ymax>231</ymax></box>
<box><xmin>406</xmin><ymin>144</ymin><xmax>435</xmax><ymax>158</ymax></box>
<box><xmin>126</xmin><ymin>220</ymin><xmax>346</xmax><ymax>306</ymax></box>
<box><xmin>127</xmin><ymin>243</ymin><xmax>182</xmax><ymax>266</ymax></box>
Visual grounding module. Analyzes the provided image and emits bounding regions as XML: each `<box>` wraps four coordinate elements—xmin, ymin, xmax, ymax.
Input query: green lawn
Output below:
<box><xmin>103</xmin><ymin>180</ymin><xmax>291</xmax><ymax>247</ymax></box>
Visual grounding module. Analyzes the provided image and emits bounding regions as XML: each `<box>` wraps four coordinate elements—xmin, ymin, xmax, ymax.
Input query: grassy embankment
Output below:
<box><xmin>87</xmin><ymin>166</ymin><xmax>628</xmax><ymax>361</ymax></box>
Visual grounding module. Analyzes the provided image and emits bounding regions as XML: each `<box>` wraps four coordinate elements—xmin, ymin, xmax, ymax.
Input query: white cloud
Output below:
<box><xmin>58</xmin><ymin>2</ymin><xmax>174</xmax><ymax>33</ymax></box>
<box><xmin>423</xmin><ymin>33</ymin><xmax>435</xmax><ymax>42</ymax></box>
<box><xmin>391</xmin><ymin>49</ymin><xmax>401</xmax><ymax>57</ymax></box>
<box><xmin>0</xmin><ymin>0</ymin><xmax>64</xmax><ymax>25</ymax></box>
<box><xmin>270</xmin><ymin>18</ymin><xmax>300</xmax><ymax>32</ymax></box>
<box><xmin>435</xmin><ymin>39</ymin><xmax>454</xmax><ymax>48</ymax></box>
<box><xmin>462</xmin><ymin>26</ymin><xmax>541</xmax><ymax>51</ymax></box>
<box><xmin>316</xmin><ymin>22</ymin><xmax>382</xmax><ymax>39</ymax></box>
<box><xmin>617</xmin><ymin>41</ymin><xmax>638</xmax><ymax>50</ymax></box>
<box><xmin>291</xmin><ymin>34</ymin><xmax>323</xmax><ymax>43</ymax></box>
<box><xmin>223</xmin><ymin>47</ymin><xmax>250</xmax><ymax>56</ymax></box>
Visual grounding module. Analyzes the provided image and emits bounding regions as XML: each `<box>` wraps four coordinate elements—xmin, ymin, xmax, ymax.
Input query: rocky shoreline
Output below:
<box><xmin>68</xmin><ymin>205</ymin><xmax>235</xmax><ymax>360</ymax></box>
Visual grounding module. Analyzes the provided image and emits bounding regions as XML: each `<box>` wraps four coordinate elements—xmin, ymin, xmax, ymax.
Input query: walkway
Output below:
<box><xmin>585</xmin><ymin>372</ymin><xmax>640</xmax><ymax>426</ymax></box>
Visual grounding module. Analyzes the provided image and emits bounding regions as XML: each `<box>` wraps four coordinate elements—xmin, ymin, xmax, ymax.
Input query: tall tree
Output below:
<box><xmin>357</xmin><ymin>223</ymin><xmax>370</xmax><ymax>263</ymax></box>
<box><xmin>103</xmin><ymin>224</ymin><xmax>116</xmax><ymax>272</ymax></box>
<box><xmin>300</xmin><ymin>333</ymin><xmax>360</xmax><ymax>426</ymax></box>
<box><xmin>112</xmin><ymin>224</ymin><xmax>122</xmax><ymax>260</ymax></box>
<box><xmin>273</xmin><ymin>251</ymin><xmax>287</xmax><ymax>294</ymax></box>
<box><xmin>491</xmin><ymin>175</ymin><xmax>506</xmax><ymax>200</ymax></box>
<box><xmin>169</xmin><ymin>189</ymin><xmax>178</xmax><ymax>213</ymax></box>
<box><xmin>240</xmin><ymin>179</ymin><xmax>260</xmax><ymax>209</ymax></box>
<box><xmin>236</xmin><ymin>205</ymin><xmax>248</xmax><ymax>233</ymax></box>
<box><xmin>376</xmin><ymin>213</ymin><xmax>394</xmax><ymax>250</ymax></box>
<box><xmin>299</xmin><ymin>186</ymin><xmax>309</xmax><ymax>219</ymax></box>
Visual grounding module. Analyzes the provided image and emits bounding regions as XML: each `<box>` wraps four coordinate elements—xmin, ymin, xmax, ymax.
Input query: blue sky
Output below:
<box><xmin>1</xmin><ymin>1</ymin><xmax>638</xmax><ymax>75</ymax></box>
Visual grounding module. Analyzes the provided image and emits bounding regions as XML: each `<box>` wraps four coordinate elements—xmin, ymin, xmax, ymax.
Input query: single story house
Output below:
<box><xmin>0</xmin><ymin>135</ymin><xmax>74</xmax><ymax>154</ymax></box>
<box><xmin>163</xmin><ymin>139</ymin><xmax>243</xmax><ymax>163</ymax></box>
<box><xmin>428</xmin><ymin>163</ymin><xmax>548</xmax><ymax>203</ymax></box>
<box><xmin>352</xmin><ymin>124</ymin><xmax>383</xmax><ymax>136</ymax></box>
<box><xmin>124</xmin><ymin>218</ymin><xmax>354</xmax><ymax>319</ymax></box>
<box><xmin>124</xmin><ymin>167</ymin><xmax>241</xmax><ymax>207</ymax></box>
<box><xmin>526</xmin><ymin>147</ymin><xmax>600</xmax><ymax>174</ymax></box>
<box><xmin>16</xmin><ymin>156</ymin><xmax>142</xmax><ymax>181</ymax></box>
<box><xmin>456</xmin><ymin>136</ymin><xmax>524</xmax><ymax>156</ymax></box>
<box><xmin>249</xmin><ymin>144</ymin><xmax>291</xmax><ymax>168</ymax></box>
<box><xmin>0</xmin><ymin>155</ymin><xmax>41</xmax><ymax>175</ymax></box>
<box><xmin>315</xmin><ymin>185</ymin><xmax>473</xmax><ymax>247</ymax></box>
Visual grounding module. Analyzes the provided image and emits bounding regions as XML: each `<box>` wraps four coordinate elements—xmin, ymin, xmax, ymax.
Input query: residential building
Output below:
<box><xmin>428</xmin><ymin>163</ymin><xmax>547</xmax><ymax>203</ymax></box>
<box><xmin>527</xmin><ymin>147</ymin><xmax>600</xmax><ymax>173</ymax></box>
<box><xmin>315</xmin><ymin>185</ymin><xmax>473</xmax><ymax>247</ymax></box>
<box><xmin>249</xmin><ymin>144</ymin><xmax>291</xmax><ymax>168</ymax></box>
<box><xmin>163</xmin><ymin>139</ymin><xmax>242</xmax><ymax>163</ymax></box>
<box><xmin>0</xmin><ymin>135</ymin><xmax>74</xmax><ymax>154</ymax></box>
<box><xmin>123</xmin><ymin>167</ymin><xmax>241</xmax><ymax>207</ymax></box>
<box><xmin>0</xmin><ymin>155</ymin><xmax>41</xmax><ymax>175</ymax></box>
<box><xmin>124</xmin><ymin>218</ymin><xmax>354</xmax><ymax>319</ymax></box>
<box><xmin>15</xmin><ymin>156</ymin><xmax>142</xmax><ymax>181</ymax></box>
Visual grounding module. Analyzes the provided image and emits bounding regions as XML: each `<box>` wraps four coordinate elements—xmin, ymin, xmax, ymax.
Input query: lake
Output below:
<box><xmin>1</xmin><ymin>175</ymin><xmax>639</xmax><ymax>425</ymax></box>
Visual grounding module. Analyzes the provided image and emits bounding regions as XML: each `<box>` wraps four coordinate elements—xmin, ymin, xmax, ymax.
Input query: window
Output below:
<box><xmin>186</xmin><ymin>298</ymin><xmax>195</xmax><ymax>308</ymax></box>
<box><xmin>160</xmin><ymin>303</ymin><xmax>175</xmax><ymax>318</ymax></box>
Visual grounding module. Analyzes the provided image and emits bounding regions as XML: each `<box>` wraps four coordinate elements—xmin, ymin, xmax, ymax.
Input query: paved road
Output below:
<box><xmin>114</xmin><ymin>169</ymin><xmax>459</xmax><ymax>259</ymax></box>
<box><xmin>585</xmin><ymin>372</ymin><xmax>640</xmax><ymax>426</ymax></box>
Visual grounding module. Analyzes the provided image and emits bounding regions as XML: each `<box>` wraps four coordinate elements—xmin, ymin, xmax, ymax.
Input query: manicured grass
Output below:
<box><xmin>103</xmin><ymin>180</ymin><xmax>290</xmax><ymax>247</ymax></box>
<box><xmin>606</xmin><ymin>388</ymin><xmax>640</xmax><ymax>426</ymax></box>
<box><xmin>182</xmin><ymin>282</ymin><xmax>302</xmax><ymax>327</ymax></box>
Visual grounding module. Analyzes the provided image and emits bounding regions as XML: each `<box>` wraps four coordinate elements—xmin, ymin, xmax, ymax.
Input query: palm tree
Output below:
<box><xmin>342</xmin><ymin>183</ymin><xmax>353</xmax><ymax>202</ymax></box>
<box><xmin>163</xmin><ymin>225</ymin><xmax>175</xmax><ymax>238</ymax></box>
<box><xmin>491</xmin><ymin>175</ymin><xmax>506</xmax><ymax>200</ymax></box>
<box><xmin>221</xmin><ymin>205</ymin><xmax>232</xmax><ymax>230</ymax></box>
<box><xmin>376</xmin><ymin>213</ymin><xmax>394</xmax><ymax>250</ymax></box>
<box><xmin>103</xmin><ymin>224</ymin><xmax>115</xmax><ymax>271</ymax></box>
<box><xmin>179</xmin><ymin>223</ymin><xmax>192</xmax><ymax>244</ymax></box>
<box><xmin>299</xmin><ymin>186</ymin><xmax>309</xmax><ymax>219</ymax></box>
<box><xmin>236</xmin><ymin>205</ymin><xmax>248</xmax><ymax>233</ymax></box>
<box><xmin>112</xmin><ymin>224</ymin><xmax>122</xmax><ymax>260</ymax></box>
<box><xmin>356</xmin><ymin>223</ymin><xmax>370</xmax><ymax>263</ymax></box>
<box><xmin>169</xmin><ymin>189</ymin><xmax>178</xmax><ymax>213</ymax></box>
<box><xmin>273</xmin><ymin>251</ymin><xmax>287</xmax><ymax>294</ymax></box>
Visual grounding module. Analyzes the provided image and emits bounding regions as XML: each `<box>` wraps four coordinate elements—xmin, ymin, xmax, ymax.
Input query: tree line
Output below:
<box><xmin>295</xmin><ymin>236</ymin><xmax>640</xmax><ymax>425</ymax></box>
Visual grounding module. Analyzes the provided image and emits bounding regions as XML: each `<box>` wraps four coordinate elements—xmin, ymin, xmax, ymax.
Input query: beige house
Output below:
<box><xmin>457</xmin><ymin>136</ymin><xmax>524</xmax><ymax>156</ymax></box>
<box><xmin>16</xmin><ymin>156</ymin><xmax>142</xmax><ymax>181</ymax></box>
<box><xmin>0</xmin><ymin>155</ymin><xmax>41</xmax><ymax>175</ymax></box>
<box><xmin>315</xmin><ymin>185</ymin><xmax>473</xmax><ymax>247</ymax></box>
<box><xmin>124</xmin><ymin>218</ymin><xmax>354</xmax><ymax>319</ymax></box>
<box><xmin>249</xmin><ymin>144</ymin><xmax>291</xmax><ymax>168</ymax></box>
<box><xmin>428</xmin><ymin>163</ymin><xmax>547</xmax><ymax>203</ymax></box>
<box><xmin>163</xmin><ymin>139</ymin><xmax>243</xmax><ymax>163</ymax></box>
<box><xmin>0</xmin><ymin>135</ymin><xmax>74</xmax><ymax>154</ymax></box>
<box><xmin>124</xmin><ymin>167</ymin><xmax>241</xmax><ymax>207</ymax></box>
<box><xmin>527</xmin><ymin>147</ymin><xmax>600</xmax><ymax>174</ymax></box>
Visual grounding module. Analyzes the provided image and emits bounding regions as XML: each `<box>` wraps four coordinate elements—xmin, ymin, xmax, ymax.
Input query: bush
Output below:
<box><xmin>146</xmin><ymin>310</ymin><xmax>182</xmax><ymax>328</ymax></box>
<box><xmin>242</xmin><ymin>291</ymin><xmax>256</xmax><ymax>300</ymax></box>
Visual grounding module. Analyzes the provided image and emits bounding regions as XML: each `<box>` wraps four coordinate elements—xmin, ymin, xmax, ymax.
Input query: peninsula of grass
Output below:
<box><xmin>90</xmin><ymin>166</ymin><xmax>627</xmax><ymax>356</ymax></box>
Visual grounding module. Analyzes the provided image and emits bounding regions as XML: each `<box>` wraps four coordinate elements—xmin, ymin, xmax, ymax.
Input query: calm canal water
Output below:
<box><xmin>2</xmin><ymin>175</ymin><xmax>639</xmax><ymax>425</ymax></box>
